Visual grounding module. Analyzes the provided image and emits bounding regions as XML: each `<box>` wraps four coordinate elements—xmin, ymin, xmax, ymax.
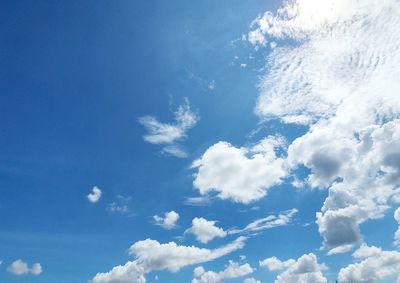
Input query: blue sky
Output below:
<box><xmin>1</xmin><ymin>1</ymin><xmax>400</xmax><ymax>283</ymax></box>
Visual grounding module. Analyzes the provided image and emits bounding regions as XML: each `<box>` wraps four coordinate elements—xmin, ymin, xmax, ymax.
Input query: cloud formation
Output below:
<box><xmin>139</xmin><ymin>98</ymin><xmax>199</xmax><ymax>158</ymax></box>
<box><xmin>153</xmin><ymin>211</ymin><xmax>179</xmax><ymax>230</ymax></box>
<box><xmin>260</xmin><ymin>253</ymin><xmax>327</xmax><ymax>283</ymax></box>
<box><xmin>7</xmin><ymin>260</ymin><xmax>42</xmax><ymax>276</ymax></box>
<box><xmin>395</xmin><ymin>207</ymin><xmax>400</xmax><ymax>246</ymax></box>
<box><xmin>87</xmin><ymin>186</ymin><xmax>102</xmax><ymax>203</ymax></box>
<box><xmin>248</xmin><ymin>0</ymin><xmax>400</xmax><ymax>253</ymax></box>
<box><xmin>192</xmin><ymin>136</ymin><xmax>287</xmax><ymax>204</ymax></box>
<box><xmin>338</xmin><ymin>244</ymin><xmax>400</xmax><ymax>283</ymax></box>
<box><xmin>229</xmin><ymin>208</ymin><xmax>298</xmax><ymax>235</ymax></box>
<box><xmin>91</xmin><ymin>237</ymin><xmax>246</xmax><ymax>283</ymax></box>
<box><xmin>185</xmin><ymin>217</ymin><xmax>227</xmax><ymax>244</ymax></box>
<box><xmin>192</xmin><ymin>261</ymin><xmax>254</xmax><ymax>283</ymax></box>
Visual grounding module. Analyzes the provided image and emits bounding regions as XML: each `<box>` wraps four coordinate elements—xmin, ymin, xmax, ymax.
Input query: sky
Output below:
<box><xmin>1</xmin><ymin>0</ymin><xmax>400</xmax><ymax>282</ymax></box>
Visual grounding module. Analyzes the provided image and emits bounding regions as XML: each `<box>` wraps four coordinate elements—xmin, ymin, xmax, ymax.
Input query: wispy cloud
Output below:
<box><xmin>139</xmin><ymin>98</ymin><xmax>199</xmax><ymax>158</ymax></box>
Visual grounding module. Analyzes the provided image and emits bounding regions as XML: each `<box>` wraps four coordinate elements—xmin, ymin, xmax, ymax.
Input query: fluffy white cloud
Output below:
<box><xmin>185</xmin><ymin>217</ymin><xmax>227</xmax><ymax>244</ymax></box>
<box><xmin>249</xmin><ymin>0</ymin><xmax>400</xmax><ymax>252</ymax></box>
<box><xmin>192</xmin><ymin>136</ymin><xmax>287</xmax><ymax>204</ymax></box>
<box><xmin>153</xmin><ymin>211</ymin><xmax>179</xmax><ymax>230</ymax></box>
<box><xmin>243</xmin><ymin>278</ymin><xmax>261</xmax><ymax>283</ymax></box>
<box><xmin>91</xmin><ymin>237</ymin><xmax>246</xmax><ymax>283</ymax></box>
<box><xmin>138</xmin><ymin>98</ymin><xmax>199</xmax><ymax>158</ymax></box>
<box><xmin>7</xmin><ymin>260</ymin><xmax>42</xmax><ymax>276</ymax></box>
<box><xmin>192</xmin><ymin>261</ymin><xmax>254</xmax><ymax>283</ymax></box>
<box><xmin>87</xmin><ymin>186</ymin><xmax>102</xmax><ymax>203</ymax></box>
<box><xmin>229</xmin><ymin>209</ymin><xmax>298</xmax><ymax>235</ymax></box>
<box><xmin>260</xmin><ymin>253</ymin><xmax>327</xmax><ymax>283</ymax></box>
<box><xmin>338</xmin><ymin>244</ymin><xmax>400</xmax><ymax>283</ymax></box>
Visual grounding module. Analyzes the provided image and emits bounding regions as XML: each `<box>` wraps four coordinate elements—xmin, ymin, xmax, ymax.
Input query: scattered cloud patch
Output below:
<box><xmin>249</xmin><ymin>0</ymin><xmax>400</xmax><ymax>252</ymax></box>
<box><xmin>395</xmin><ymin>207</ymin><xmax>400</xmax><ymax>246</ymax></box>
<box><xmin>185</xmin><ymin>217</ymin><xmax>227</xmax><ymax>244</ymax></box>
<box><xmin>107</xmin><ymin>195</ymin><xmax>132</xmax><ymax>214</ymax></box>
<box><xmin>192</xmin><ymin>136</ymin><xmax>288</xmax><ymax>204</ymax></box>
<box><xmin>139</xmin><ymin>98</ymin><xmax>199</xmax><ymax>158</ymax></box>
<box><xmin>153</xmin><ymin>211</ymin><xmax>179</xmax><ymax>230</ymax></box>
<box><xmin>192</xmin><ymin>261</ymin><xmax>254</xmax><ymax>283</ymax></box>
<box><xmin>7</xmin><ymin>260</ymin><xmax>42</xmax><ymax>276</ymax></box>
<box><xmin>87</xmin><ymin>186</ymin><xmax>102</xmax><ymax>203</ymax></box>
<box><xmin>338</xmin><ymin>244</ymin><xmax>400</xmax><ymax>283</ymax></box>
<box><xmin>91</xmin><ymin>237</ymin><xmax>246</xmax><ymax>283</ymax></box>
<box><xmin>260</xmin><ymin>253</ymin><xmax>327</xmax><ymax>283</ymax></box>
<box><xmin>229</xmin><ymin>208</ymin><xmax>298</xmax><ymax>235</ymax></box>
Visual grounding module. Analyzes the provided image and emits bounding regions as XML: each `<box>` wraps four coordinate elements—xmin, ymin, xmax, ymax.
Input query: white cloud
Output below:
<box><xmin>91</xmin><ymin>237</ymin><xmax>246</xmax><ymax>283</ymax></box>
<box><xmin>192</xmin><ymin>136</ymin><xmax>288</xmax><ymax>204</ymax></box>
<box><xmin>249</xmin><ymin>0</ymin><xmax>400</xmax><ymax>252</ymax></box>
<box><xmin>138</xmin><ymin>98</ymin><xmax>199</xmax><ymax>157</ymax></box>
<box><xmin>87</xmin><ymin>186</ymin><xmax>102</xmax><ymax>203</ymax></box>
<box><xmin>185</xmin><ymin>217</ymin><xmax>227</xmax><ymax>244</ymax></box>
<box><xmin>338</xmin><ymin>244</ymin><xmax>400</xmax><ymax>283</ymax></box>
<box><xmin>107</xmin><ymin>195</ymin><xmax>132</xmax><ymax>214</ymax></box>
<box><xmin>153</xmin><ymin>211</ymin><xmax>179</xmax><ymax>230</ymax></box>
<box><xmin>260</xmin><ymin>253</ymin><xmax>327</xmax><ymax>283</ymax></box>
<box><xmin>229</xmin><ymin>208</ymin><xmax>298</xmax><ymax>235</ymax></box>
<box><xmin>30</xmin><ymin>263</ymin><xmax>43</xmax><ymax>275</ymax></box>
<box><xmin>394</xmin><ymin>207</ymin><xmax>400</xmax><ymax>246</ymax></box>
<box><xmin>7</xmin><ymin>260</ymin><xmax>42</xmax><ymax>276</ymax></box>
<box><xmin>192</xmin><ymin>261</ymin><xmax>254</xmax><ymax>283</ymax></box>
<box><xmin>243</xmin><ymin>278</ymin><xmax>261</xmax><ymax>283</ymax></box>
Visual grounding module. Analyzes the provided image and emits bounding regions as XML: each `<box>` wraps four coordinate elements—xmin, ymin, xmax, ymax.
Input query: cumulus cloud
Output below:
<box><xmin>229</xmin><ymin>208</ymin><xmax>298</xmax><ymax>235</ymax></box>
<box><xmin>243</xmin><ymin>278</ymin><xmax>261</xmax><ymax>283</ymax></box>
<box><xmin>87</xmin><ymin>186</ymin><xmax>102</xmax><ymax>203</ymax></box>
<box><xmin>192</xmin><ymin>136</ymin><xmax>288</xmax><ymax>204</ymax></box>
<box><xmin>260</xmin><ymin>253</ymin><xmax>327</xmax><ymax>283</ymax></box>
<box><xmin>7</xmin><ymin>260</ymin><xmax>42</xmax><ymax>276</ymax></box>
<box><xmin>192</xmin><ymin>261</ymin><xmax>254</xmax><ymax>283</ymax></box>
<box><xmin>91</xmin><ymin>237</ymin><xmax>246</xmax><ymax>283</ymax></box>
<box><xmin>248</xmin><ymin>0</ymin><xmax>400</xmax><ymax>252</ymax></box>
<box><xmin>153</xmin><ymin>211</ymin><xmax>179</xmax><ymax>230</ymax></box>
<box><xmin>338</xmin><ymin>244</ymin><xmax>400</xmax><ymax>283</ymax></box>
<box><xmin>139</xmin><ymin>98</ymin><xmax>199</xmax><ymax>158</ymax></box>
<box><xmin>185</xmin><ymin>217</ymin><xmax>227</xmax><ymax>244</ymax></box>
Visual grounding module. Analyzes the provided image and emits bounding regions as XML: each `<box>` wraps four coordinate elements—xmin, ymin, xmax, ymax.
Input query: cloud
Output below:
<box><xmin>185</xmin><ymin>217</ymin><xmax>227</xmax><ymax>244</ymax></box>
<box><xmin>153</xmin><ymin>211</ymin><xmax>179</xmax><ymax>230</ymax></box>
<box><xmin>229</xmin><ymin>208</ymin><xmax>298</xmax><ymax>235</ymax></box>
<box><xmin>138</xmin><ymin>98</ymin><xmax>199</xmax><ymax>157</ymax></box>
<box><xmin>91</xmin><ymin>237</ymin><xmax>246</xmax><ymax>283</ymax></box>
<box><xmin>248</xmin><ymin>0</ymin><xmax>400</xmax><ymax>252</ymax></box>
<box><xmin>243</xmin><ymin>278</ymin><xmax>261</xmax><ymax>283</ymax></box>
<box><xmin>192</xmin><ymin>261</ymin><xmax>254</xmax><ymax>283</ymax></box>
<box><xmin>87</xmin><ymin>186</ymin><xmax>102</xmax><ymax>203</ymax></box>
<box><xmin>192</xmin><ymin>136</ymin><xmax>288</xmax><ymax>204</ymax></box>
<box><xmin>7</xmin><ymin>260</ymin><xmax>42</xmax><ymax>276</ymax></box>
<box><xmin>395</xmin><ymin>207</ymin><xmax>400</xmax><ymax>246</ymax></box>
<box><xmin>260</xmin><ymin>253</ymin><xmax>327</xmax><ymax>283</ymax></box>
<box><xmin>338</xmin><ymin>244</ymin><xmax>400</xmax><ymax>283</ymax></box>
<box><xmin>107</xmin><ymin>195</ymin><xmax>132</xmax><ymax>214</ymax></box>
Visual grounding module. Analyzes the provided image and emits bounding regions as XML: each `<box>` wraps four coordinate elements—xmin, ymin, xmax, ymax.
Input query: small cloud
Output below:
<box><xmin>7</xmin><ymin>260</ymin><xmax>42</xmax><ymax>276</ymax></box>
<box><xmin>153</xmin><ymin>211</ymin><xmax>179</xmax><ymax>230</ymax></box>
<box><xmin>87</xmin><ymin>186</ymin><xmax>102</xmax><ymax>203</ymax></box>
<box><xmin>107</xmin><ymin>195</ymin><xmax>132</xmax><ymax>214</ymax></box>
<box><xmin>184</xmin><ymin>196</ymin><xmax>211</xmax><ymax>206</ymax></box>
<box><xmin>138</xmin><ymin>98</ymin><xmax>199</xmax><ymax>158</ymax></box>
<box><xmin>185</xmin><ymin>217</ymin><xmax>227</xmax><ymax>244</ymax></box>
<box><xmin>208</xmin><ymin>80</ymin><xmax>216</xmax><ymax>90</ymax></box>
